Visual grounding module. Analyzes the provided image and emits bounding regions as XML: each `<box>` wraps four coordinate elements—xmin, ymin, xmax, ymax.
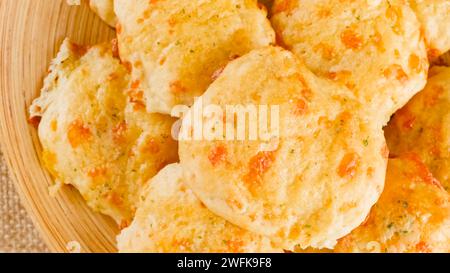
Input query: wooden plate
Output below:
<box><xmin>0</xmin><ymin>0</ymin><xmax>119</xmax><ymax>253</ymax></box>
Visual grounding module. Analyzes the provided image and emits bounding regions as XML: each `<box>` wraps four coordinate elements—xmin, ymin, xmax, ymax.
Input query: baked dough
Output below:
<box><xmin>385</xmin><ymin>66</ymin><xmax>450</xmax><ymax>192</ymax></box>
<box><xmin>409</xmin><ymin>0</ymin><xmax>450</xmax><ymax>60</ymax></box>
<box><xmin>334</xmin><ymin>155</ymin><xmax>450</xmax><ymax>253</ymax></box>
<box><xmin>114</xmin><ymin>0</ymin><xmax>275</xmax><ymax>114</ymax></box>
<box><xmin>66</xmin><ymin>0</ymin><xmax>116</xmax><ymax>27</ymax></box>
<box><xmin>117</xmin><ymin>164</ymin><xmax>281</xmax><ymax>253</ymax></box>
<box><xmin>89</xmin><ymin>0</ymin><xmax>116</xmax><ymax>27</ymax></box>
<box><xmin>271</xmin><ymin>0</ymin><xmax>428</xmax><ymax>124</ymax></box>
<box><xmin>179</xmin><ymin>46</ymin><xmax>387</xmax><ymax>250</ymax></box>
<box><xmin>30</xmin><ymin>40</ymin><xmax>178</xmax><ymax>224</ymax></box>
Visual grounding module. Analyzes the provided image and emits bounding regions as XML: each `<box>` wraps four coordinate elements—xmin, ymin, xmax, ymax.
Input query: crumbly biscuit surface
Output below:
<box><xmin>117</xmin><ymin>164</ymin><xmax>282</xmax><ymax>253</ymax></box>
<box><xmin>114</xmin><ymin>0</ymin><xmax>275</xmax><ymax>114</ymax></box>
<box><xmin>30</xmin><ymin>40</ymin><xmax>178</xmax><ymax>223</ymax></box>
<box><xmin>179</xmin><ymin>46</ymin><xmax>387</xmax><ymax>250</ymax></box>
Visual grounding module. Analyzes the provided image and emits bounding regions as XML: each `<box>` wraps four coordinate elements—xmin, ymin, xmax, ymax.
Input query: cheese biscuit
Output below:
<box><xmin>409</xmin><ymin>0</ymin><xmax>450</xmax><ymax>60</ymax></box>
<box><xmin>114</xmin><ymin>0</ymin><xmax>275</xmax><ymax>114</ymax></box>
<box><xmin>179</xmin><ymin>46</ymin><xmax>387</xmax><ymax>250</ymax></box>
<box><xmin>30</xmin><ymin>40</ymin><xmax>178</xmax><ymax>224</ymax></box>
<box><xmin>271</xmin><ymin>0</ymin><xmax>428</xmax><ymax>123</ymax></box>
<box><xmin>89</xmin><ymin>0</ymin><xmax>116</xmax><ymax>27</ymax></box>
<box><xmin>334</xmin><ymin>155</ymin><xmax>450</xmax><ymax>253</ymax></box>
<box><xmin>66</xmin><ymin>0</ymin><xmax>116</xmax><ymax>27</ymax></box>
<box><xmin>117</xmin><ymin>164</ymin><xmax>281</xmax><ymax>253</ymax></box>
<box><xmin>385</xmin><ymin>66</ymin><xmax>450</xmax><ymax>192</ymax></box>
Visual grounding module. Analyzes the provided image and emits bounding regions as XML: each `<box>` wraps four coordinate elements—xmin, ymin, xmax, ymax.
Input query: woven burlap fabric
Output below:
<box><xmin>0</xmin><ymin>150</ymin><xmax>48</xmax><ymax>253</ymax></box>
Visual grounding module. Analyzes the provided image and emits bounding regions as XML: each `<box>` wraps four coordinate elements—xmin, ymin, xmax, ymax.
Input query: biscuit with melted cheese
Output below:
<box><xmin>30</xmin><ymin>40</ymin><xmax>178</xmax><ymax>224</ymax></box>
<box><xmin>270</xmin><ymin>0</ymin><xmax>428</xmax><ymax>123</ymax></box>
<box><xmin>334</xmin><ymin>155</ymin><xmax>450</xmax><ymax>253</ymax></box>
<box><xmin>179</xmin><ymin>46</ymin><xmax>387</xmax><ymax>250</ymax></box>
<box><xmin>114</xmin><ymin>0</ymin><xmax>275</xmax><ymax>114</ymax></box>
<box><xmin>385</xmin><ymin>66</ymin><xmax>450</xmax><ymax>192</ymax></box>
<box><xmin>89</xmin><ymin>0</ymin><xmax>116</xmax><ymax>26</ymax></box>
<box><xmin>409</xmin><ymin>0</ymin><xmax>450</xmax><ymax>60</ymax></box>
<box><xmin>117</xmin><ymin>164</ymin><xmax>281</xmax><ymax>253</ymax></box>
<box><xmin>66</xmin><ymin>0</ymin><xmax>116</xmax><ymax>27</ymax></box>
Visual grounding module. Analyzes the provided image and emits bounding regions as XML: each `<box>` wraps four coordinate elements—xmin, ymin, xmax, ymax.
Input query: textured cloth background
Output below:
<box><xmin>0</xmin><ymin>150</ymin><xmax>48</xmax><ymax>253</ymax></box>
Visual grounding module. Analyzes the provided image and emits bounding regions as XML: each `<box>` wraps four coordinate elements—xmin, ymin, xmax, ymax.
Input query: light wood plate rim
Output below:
<box><xmin>0</xmin><ymin>0</ymin><xmax>120</xmax><ymax>253</ymax></box>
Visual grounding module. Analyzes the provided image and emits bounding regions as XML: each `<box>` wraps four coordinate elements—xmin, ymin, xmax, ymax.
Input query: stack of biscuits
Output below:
<box><xmin>30</xmin><ymin>0</ymin><xmax>450</xmax><ymax>253</ymax></box>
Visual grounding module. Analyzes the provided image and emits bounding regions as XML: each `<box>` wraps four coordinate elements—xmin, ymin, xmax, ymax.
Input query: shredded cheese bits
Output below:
<box><xmin>208</xmin><ymin>145</ymin><xmax>227</xmax><ymax>167</ymax></box>
<box><xmin>67</xmin><ymin>119</ymin><xmax>92</xmax><ymax>148</ymax></box>
<box><xmin>338</xmin><ymin>153</ymin><xmax>360</xmax><ymax>179</ymax></box>
<box><xmin>341</xmin><ymin>29</ymin><xmax>363</xmax><ymax>50</ymax></box>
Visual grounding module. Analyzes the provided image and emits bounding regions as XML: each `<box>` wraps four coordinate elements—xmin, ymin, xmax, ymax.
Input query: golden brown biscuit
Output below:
<box><xmin>334</xmin><ymin>155</ymin><xmax>450</xmax><ymax>253</ymax></box>
<box><xmin>89</xmin><ymin>0</ymin><xmax>116</xmax><ymax>27</ymax></box>
<box><xmin>117</xmin><ymin>164</ymin><xmax>282</xmax><ymax>253</ymax></box>
<box><xmin>409</xmin><ymin>0</ymin><xmax>450</xmax><ymax>60</ymax></box>
<box><xmin>385</xmin><ymin>66</ymin><xmax>450</xmax><ymax>192</ymax></box>
<box><xmin>179</xmin><ymin>46</ymin><xmax>387</xmax><ymax>250</ymax></box>
<box><xmin>30</xmin><ymin>40</ymin><xmax>178</xmax><ymax>224</ymax></box>
<box><xmin>271</xmin><ymin>0</ymin><xmax>428</xmax><ymax>123</ymax></box>
<box><xmin>66</xmin><ymin>0</ymin><xmax>116</xmax><ymax>27</ymax></box>
<box><xmin>114</xmin><ymin>0</ymin><xmax>275</xmax><ymax>114</ymax></box>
